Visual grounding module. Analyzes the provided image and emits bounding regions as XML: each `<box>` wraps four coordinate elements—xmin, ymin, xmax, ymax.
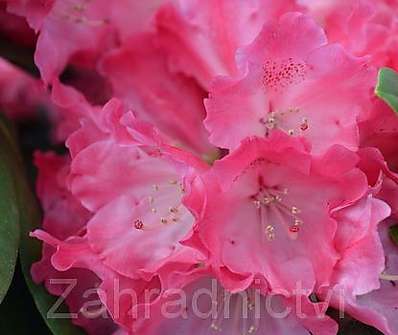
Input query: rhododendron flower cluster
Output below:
<box><xmin>2</xmin><ymin>0</ymin><xmax>398</xmax><ymax>334</ymax></box>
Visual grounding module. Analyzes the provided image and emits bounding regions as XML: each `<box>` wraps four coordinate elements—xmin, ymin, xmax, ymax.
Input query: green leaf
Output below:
<box><xmin>0</xmin><ymin>122</ymin><xmax>20</xmax><ymax>304</ymax></box>
<box><xmin>375</xmin><ymin>67</ymin><xmax>398</xmax><ymax>113</ymax></box>
<box><xmin>0</xmin><ymin>117</ymin><xmax>85</xmax><ymax>334</ymax></box>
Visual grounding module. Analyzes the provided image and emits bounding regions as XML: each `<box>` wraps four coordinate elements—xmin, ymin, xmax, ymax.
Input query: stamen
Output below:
<box><xmin>266</xmin><ymin>117</ymin><xmax>276</xmax><ymax>129</ymax></box>
<box><xmin>262</xmin><ymin>196</ymin><xmax>274</xmax><ymax>205</ymax></box>
<box><xmin>265</xmin><ymin>225</ymin><xmax>275</xmax><ymax>241</ymax></box>
<box><xmin>259</xmin><ymin>98</ymin><xmax>311</xmax><ymax>138</ymax></box>
<box><xmin>253</xmin><ymin>200</ymin><xmax>261</xmax><ymax>209</ymax></box>
<box><xmin>241</xmin><ymin>295</ymin><xmax>248</xmax><ymax>334</ymax></box>
<box><xmin>248</xmin><ymin>326</ymin><xmax>256</xmax><ymax>334</ymax></box>
<box><xmin>210</xmin><ymin>323</ymin><xmax>221</xmax><ymax>331</ymax></box>
<box><xmin>291</xmin><ymin>206</ymin><xmax>300</xmax><ymax>214</ymax></box>
<box><xmin>294</xmin><ymin>219</ymin><xmax>303</xmax><ymax>226</ymax></box>
<box><xmin>252</xmin><ymin>186</ymin><xmax>303</xmax><ymax>241</ymax></box>
<box><xmin>210</xmin><ymin>289</ymin><xmax>227</xmax><ymax>332</ymax></box>
<box><xmin>380</xmin><ymin>273</ymin><xmax>398</xmax><ymax>281</ymax></box>
<box><xmin>208</xmin><ymin>285</ymin><xmax>262</xmax><ymax>334</ymax></box>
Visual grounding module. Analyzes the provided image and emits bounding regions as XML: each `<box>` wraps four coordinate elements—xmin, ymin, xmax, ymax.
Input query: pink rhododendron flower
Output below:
<box><xmin>205</xmin><ymin>12</ymin><xmax>375</xmax><ymax>153</ymax></box>
<box><xmin>72</xmin><ymin>114</ymin><xmax>208</xmax><ymax>278</ymax></box>
<box><xmin>35</xmin><ymin>96</ymin><xmax>208</xmax><ymax>283</ymax></box>
<box><xmin>184</xmin><ymin>132</ymin><xmax>383</xmax><ymax>295</ymax></box>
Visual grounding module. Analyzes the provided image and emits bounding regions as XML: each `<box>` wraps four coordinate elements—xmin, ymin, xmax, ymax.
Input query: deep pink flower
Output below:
<box><xmin>32</xmin><ymin>106</ymin><xmax>205</xmax><ymax>332</ymax></box>
<box><xmin>205</xmin><ymin>12</ymin><xmax>375</xmax><ymax>154</ymax></box>
<box><xmin>184</xmin><ymin>132</ymin><xmax>381</xmax><ymax>294</ymax></box>
<box><xmin>62</xmin><ymin>97</ymin><xmax>209</xmax><ymax>279</ymax></box>
<box><xmin>31</xmin><ymin>148</ymin><xmax>206</xmax><ymax>333</ymax></box>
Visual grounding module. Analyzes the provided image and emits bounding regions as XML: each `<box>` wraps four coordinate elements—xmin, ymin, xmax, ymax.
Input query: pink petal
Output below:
<box><xmin>0</xmin><ymin>58</ymin><xmax>47</xmax><ymax>119</ymax></box>
<box><xmin>325</xmin><ymin>221</ymin><xmax>398</xmax><ymax>335</ymax></box>
<box><xmin>34</xmin><ymin>151</ymin><xmax>91</xmax><ymax>239</ymax></box>
<box><xmin>87</xmin><ymin>193</ymin><xmax>194</xmax><ymax>279</ymax></box>
<box><xmin>99</xmin><ymin>33</ymin><xmax>214</xmax><ymax>156</ymax></box>
<box><xmin>331</xmin><ymin>197</ymin><xmax>390</xmax><ymax>295</ymax></box>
